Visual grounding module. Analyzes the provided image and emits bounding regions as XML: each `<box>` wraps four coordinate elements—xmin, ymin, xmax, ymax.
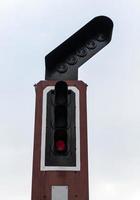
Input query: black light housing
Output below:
<box><xmin>54</xmin><ymin>81</ymin><xmax>68</xmax><ymax>155</ymax></box>
<box><xmin>45</xmin><ymin>81</ymin><xmax>76</xmax><ymax>166</ymax></box>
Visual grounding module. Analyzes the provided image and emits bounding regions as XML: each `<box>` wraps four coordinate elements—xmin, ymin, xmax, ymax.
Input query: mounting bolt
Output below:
<box><xmin>96</xmin><ymin>33</ymin><xmax>106</xmax><ymax>42</ymax></box>
<box><xmin>66</xmin><ymin>55</ymin><xmax>77</xmax><ymax>65</ymax></box>
<box><xmin>76</xmin><ymin>47</ymin><xmax>87</xmax><ymax>57</ymax></box>
<box><xmin>86</xmin><ymin>39</ymin><xmax>96</xmax><ymax>49</ymax></box>
<box><xmin>56</xmin><ymin>64</ymin><xmax>68</xmax><ymax>73</ymax></box>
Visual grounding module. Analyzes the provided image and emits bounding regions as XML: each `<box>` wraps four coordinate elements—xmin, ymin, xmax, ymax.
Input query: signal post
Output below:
<box><xmin>31</xmin><ymin>16</ymin><xmax>113</xmax><ymax>200</ymax></box>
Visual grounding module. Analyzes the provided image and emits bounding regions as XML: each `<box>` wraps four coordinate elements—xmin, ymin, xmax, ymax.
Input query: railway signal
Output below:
<box><xmin>31</xmin><ymin>16</ymin><xmax>113</xmax><ymax>200</ymax></box>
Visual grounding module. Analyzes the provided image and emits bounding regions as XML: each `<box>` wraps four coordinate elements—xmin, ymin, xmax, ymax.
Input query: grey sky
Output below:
<box><xmin>0</xmin><ymin>0</ymin><xmax>140</xmax><ymax>199</ymax></box>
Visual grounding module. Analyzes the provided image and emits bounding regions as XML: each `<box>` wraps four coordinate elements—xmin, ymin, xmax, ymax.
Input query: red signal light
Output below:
<box><xmin>54</xmin><ymin>130</ymin><xmax>67</xmax><ymax>154</ymax></box>
<box><xmin>55</xmin><ymin>140</ymin><xmax>66</xmax><ymax>152</ymax></box>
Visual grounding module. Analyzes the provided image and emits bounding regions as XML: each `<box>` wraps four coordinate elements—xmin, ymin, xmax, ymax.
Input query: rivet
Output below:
<box><xmin>96</xmin><ymin>33</ymin><xmax>106</xmax><ymax>42</ymax></box>
<box><xmin>76</xmin><ymin>47</ymin><xmax>87</xmax><ymax>57</ymax></box>
<box><xmin>86</xmin><ymin>39</ymin><xmax>96</xmax><ymax>49</ymax></box>
<box><xmin>56</xmin><ymin>64</ymin><xmax>68</xmax><ymax>73</ymax></box>
<box><xmin>66</xmin><ymin>55</ymin><xmax>77</xmax><ymax>65</ymax></box>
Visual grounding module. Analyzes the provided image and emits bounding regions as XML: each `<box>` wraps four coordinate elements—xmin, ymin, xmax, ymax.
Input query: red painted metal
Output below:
<box><xmin>31</xmin><ymin>80</ymin><xmax>89</xmax><ymax>200</ymax></box>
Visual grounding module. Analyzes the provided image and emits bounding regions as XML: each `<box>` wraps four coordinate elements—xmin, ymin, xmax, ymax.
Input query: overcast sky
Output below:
<box><xmin>0</xmin><ymin>0</ymin><xmax>140</xmax><ymax>200</ymax></box>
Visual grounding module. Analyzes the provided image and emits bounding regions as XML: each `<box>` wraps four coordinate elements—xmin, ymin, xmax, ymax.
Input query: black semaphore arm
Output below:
<box><xmin>45</xmin><ymin>16</ymin><xmax>113</xmax><ymax>81</ymax></box>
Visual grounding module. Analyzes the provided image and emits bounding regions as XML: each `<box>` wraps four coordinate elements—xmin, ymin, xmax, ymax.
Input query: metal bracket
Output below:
<box><xmin>45</xmin><ymin>16</ymin><xmax>113</xmax><ymax>80</ymax></box>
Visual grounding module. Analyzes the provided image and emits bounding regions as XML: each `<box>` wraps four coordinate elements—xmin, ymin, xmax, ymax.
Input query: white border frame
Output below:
<box><xmin>40</xmin><ymin>86</ymin><xmax>80</xmax><ymax>171</ymax></box>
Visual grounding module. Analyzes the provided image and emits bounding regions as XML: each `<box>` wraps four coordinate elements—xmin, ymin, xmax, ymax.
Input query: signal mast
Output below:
<box><xmin>31</xmin><ymin>16</ymin><xmax>113</xmax><ymax>200</ymax></box>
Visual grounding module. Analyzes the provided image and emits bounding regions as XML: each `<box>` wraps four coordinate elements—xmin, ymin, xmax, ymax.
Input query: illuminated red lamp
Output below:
<box><xmin>55</xmin><ymin>140</ymin><xmax>66</xmax><ymax>152</ymax></box>
<box><xmin>54</xmin><ymin>130</ymin><xmax>67</xmax><ymax>153</ymax></box>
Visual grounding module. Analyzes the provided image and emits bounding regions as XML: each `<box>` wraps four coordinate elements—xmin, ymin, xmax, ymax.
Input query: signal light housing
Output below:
<box><xmin>44</xmin><ymin>81</ymin><xmax>77</xmax><ymax>167</ymax></box>
<box><xmin>54</xmin><ymin>82</ymin><xmax>68</xmax><ymax>155</ymax></box>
